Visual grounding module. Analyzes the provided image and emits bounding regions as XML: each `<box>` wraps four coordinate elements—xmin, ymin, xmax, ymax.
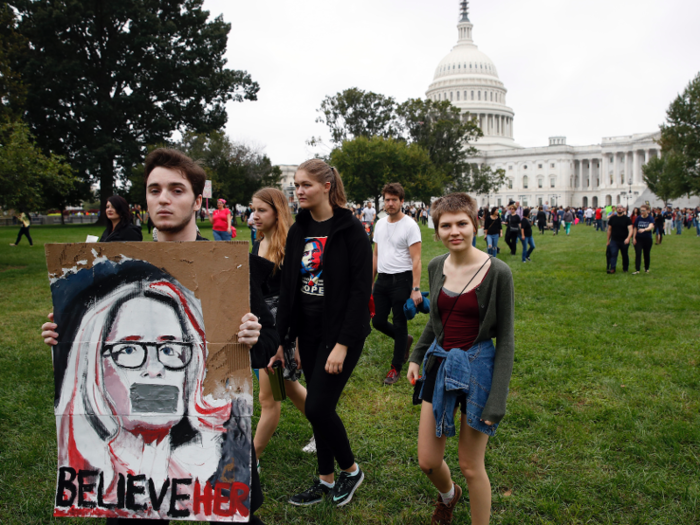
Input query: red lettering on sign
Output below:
<box><xmin>193</xmin><ymin>480</ymin><xmax>213</xmax><ymax>516</ymax></box>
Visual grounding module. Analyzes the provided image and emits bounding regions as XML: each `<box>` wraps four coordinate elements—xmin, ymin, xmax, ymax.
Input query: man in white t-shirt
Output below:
<box><xmin>362</xmin><ymin>202</ymin><xmax>376</xmax><ymax>222</ymax></box>
<box><xmin>372</xmin><ymin>183</ymin><xmax>423</xmax><ymax>385</ymax></box>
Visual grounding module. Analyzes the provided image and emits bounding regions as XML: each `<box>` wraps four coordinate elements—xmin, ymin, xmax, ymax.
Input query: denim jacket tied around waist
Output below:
<box><xmin>420</xmin><ymin>338</ymin><xmax>496</xmax><ymax>438</ymax></box>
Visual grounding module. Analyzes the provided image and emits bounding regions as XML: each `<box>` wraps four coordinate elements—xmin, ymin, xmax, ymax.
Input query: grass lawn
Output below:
<box><xmin>0</xmin><ymin>220</ymin><xmax>698</xmax><ymax>524</ymax></box>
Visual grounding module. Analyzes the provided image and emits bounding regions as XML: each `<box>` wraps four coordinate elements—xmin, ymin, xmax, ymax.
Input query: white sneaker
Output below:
<box><xmin>302</xmin><ymin>436</ymin><xmax>317</xmax><ymax>454</ymax></box>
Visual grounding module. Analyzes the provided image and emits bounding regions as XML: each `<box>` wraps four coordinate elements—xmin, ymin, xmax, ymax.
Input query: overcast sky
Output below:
<box><xmin>202</xmin><ymin>0</ymin><xmax>700</xmax><ymax>165</ymax></box>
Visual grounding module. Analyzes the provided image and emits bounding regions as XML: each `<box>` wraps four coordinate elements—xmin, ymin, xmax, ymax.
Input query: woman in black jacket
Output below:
<box><xmin>504</xmin><ymin>204</ymin><xmax>521</xmax><ymax>255</ymax></box>
<box><xmin>99</xmin><ymin>195</ymin><xmax>143</xmax><ymax>242</ymax></box>
<box><xmin>268</xmin><ymin>159</ymin><xmax>372</xmax><ymax>508</ymax></box>
<box><xmin>536</xmin><ymin>206</ymin><xmax>547</xmax><ymax>234</ymax></box>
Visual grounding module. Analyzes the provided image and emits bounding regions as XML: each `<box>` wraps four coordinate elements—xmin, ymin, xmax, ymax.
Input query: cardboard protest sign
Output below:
<box><xmin>45</xmin><ymin>241</ymin><xmax>253</xmax><ymax>521</ymax></box>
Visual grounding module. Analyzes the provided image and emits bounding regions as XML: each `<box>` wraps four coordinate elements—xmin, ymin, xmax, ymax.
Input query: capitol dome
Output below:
<box><xmin>426</xmin><ymin>1</ymin><xmax>520</xmax><ymax>150</ymax></box>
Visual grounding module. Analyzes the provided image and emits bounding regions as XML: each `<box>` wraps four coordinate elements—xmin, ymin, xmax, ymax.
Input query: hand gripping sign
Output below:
<box><xmin>45</xmin><ymin>242</ymin><xmax>253</xmax><ymax>521</ymax></box>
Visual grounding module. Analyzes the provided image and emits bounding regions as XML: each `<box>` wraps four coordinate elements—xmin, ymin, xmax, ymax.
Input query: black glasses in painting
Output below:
<box><xmin>102</xmin><ymin>341</ymin><xmax>193</xmax><ymax>370</ymax></box>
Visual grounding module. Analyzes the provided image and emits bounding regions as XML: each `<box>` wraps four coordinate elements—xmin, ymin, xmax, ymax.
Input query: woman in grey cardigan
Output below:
<box><xmin>407</xmin><ymin>193</ymin><xmax>514</xmax><ymax>525</ymax></box>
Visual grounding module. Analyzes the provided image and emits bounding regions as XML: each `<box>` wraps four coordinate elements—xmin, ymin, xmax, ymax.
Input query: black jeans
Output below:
<box><xmin>372</xmin><ymin>271</ymin><xmax>412</xmax><ymax>372</ymax></box>
<box><xmin>15</xmin><ymin>225</ymin><xmax>32</xmax><ymax>245</ymax></box>
<box><xmin>635</xmin><ymin>237</ymin><xmax>652</xmax><ymax>271</ymax></box>
<box><xmin>608</xmin><ymin>239</ymin><xmax>630</xmax><ymax>271</ymax></box>
<box><xmin>298</xmin><ymin>330</ymin><xmax>363</xmax><ymax>476</ymax></box>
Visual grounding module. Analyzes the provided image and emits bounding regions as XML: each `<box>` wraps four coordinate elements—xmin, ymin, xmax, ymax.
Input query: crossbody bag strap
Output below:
<box><xmin>436</xmin><ymin>256</ymin><xmax>491</xmax><ymax>342</ymax></box>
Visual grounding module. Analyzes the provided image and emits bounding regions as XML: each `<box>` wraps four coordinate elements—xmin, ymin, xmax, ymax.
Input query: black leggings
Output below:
<box><xmin>505</xmin><ymin>230</ymin><xmax>518</xmax><ymax>255</ymax></box>
<box><xmin>635</xmin><ymin>237</ymin><xmax>652</xmax><ymax>271</ymax></box>
<box><xmin>298</xmin><ymin>332</ymin><xmax>363</xmax><ymax>475</ymax></box>
<box><xmin>15</xmin><ymin>226</ymin><xmax>33</xmax><ymax>245</ymax></box>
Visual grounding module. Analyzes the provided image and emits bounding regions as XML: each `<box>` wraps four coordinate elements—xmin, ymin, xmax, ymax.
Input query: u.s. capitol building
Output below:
<box><xmin>429</xmin><ymin>1</ymin><xmax>698</xmax><ymax>209</ymax></box>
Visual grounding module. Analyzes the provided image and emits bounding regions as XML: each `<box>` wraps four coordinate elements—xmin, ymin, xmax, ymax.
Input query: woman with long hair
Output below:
<box><xmin>250</xmin><ymin>188</ymin><xmax>311</xmax><ymax>462</ymax></box>
<box><xmin>268</xmin><ymin>159</ymin><xmax>372</xmax><ymax>507</ymax></box>
<box><xmin>99</xmin><ymin>195</ymin><xmax>143</xmax><ymax>242</ymax></box>
<box><xmin>407</xmin><ymin>193</ymin><xmax>514</xmax><ymax>525</ymax></box>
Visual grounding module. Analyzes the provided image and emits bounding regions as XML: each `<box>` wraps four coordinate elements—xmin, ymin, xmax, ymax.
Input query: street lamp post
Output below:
<box><xmin>628</xmin><ymin>177</ymin><xmax>633</xmax><ymax>211</ymax></box>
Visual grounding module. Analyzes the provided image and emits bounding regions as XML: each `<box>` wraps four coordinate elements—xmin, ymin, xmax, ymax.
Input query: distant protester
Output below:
<box><xmin>99</xmin><ymin>195</ymin><xmax>143</xmax><ymax>242</ymax></box>
<box><xmin>9</xmin><ymin>209</ymin><xmax>33</xmax><ymax>247</ymax></box>
<box><xmin>563</xmin><ymin>207</ymin><xmax>575</xmax><ymax>235</ymax></box>
<box><xmin>484</xmin><ymin>206</ymin><xmax>502</xmax><ymax>257</ymax></box>
<box><xmin>208</xmin><ymin>198</ymin><xmax>233</xmax><ymax>241</ymax></box>
<box><xmin>520</xmin><ymin>208</ymin><xmax>535</xmax><ymax>262</ymax></box>
<box><xmin>633</xmin><ymin>204</ymin><xmax>654</xmax><ymax>274</ymax></box>
<box><xmin>606</xmin><ymin>204</ymin><xmax>633</xmax><ymax>274</ymax></box>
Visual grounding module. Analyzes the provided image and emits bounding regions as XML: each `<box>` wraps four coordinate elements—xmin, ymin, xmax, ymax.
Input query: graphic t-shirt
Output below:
<box><xmin>300</xmin><ymin>217</ymin><xmax>333</xmax><ymax>318</ymax></box>
<box><xmin>608</xmin><ymin>214</ymin><xmax>632</xmax><ymax>242</ymax></box>
<box><xmin>634</xmin><ymin>215</ymin><xmax>654</xmax><ymax>241</ymax></box>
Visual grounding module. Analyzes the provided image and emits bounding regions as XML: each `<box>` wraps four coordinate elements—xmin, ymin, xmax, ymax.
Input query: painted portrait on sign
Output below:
<box><xmin>47</xmin><ymin>244</ymin><xmax>252</xmax><ymax>522</ymax></box>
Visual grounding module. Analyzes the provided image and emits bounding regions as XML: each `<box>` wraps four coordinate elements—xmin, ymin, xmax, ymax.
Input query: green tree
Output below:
<box><xmin>0</xmin><ymin>4</ymin><xmax>27</xmax><ymax>121</ymax></box>
<box><xmin>313</xmin><ymin>88</ymin><xmax>397</xmax><ymax>146</ymax></box>
<box><xmin>451</xmin><ymin>163</ymin><xmax>506</xmax><ymax>196</ymax></box>
<box><xmin>175</xmin><ymin>131</ymin><xmax>281</xmax><ymax>219</ymax></box>
<box><xmin>396</xmin><ymin>98</ymin><xmax>482</xmax><ymax>186</ymax></box>
<box><xmin>642</xmin><ymin>154</ymin><xmax>685</xmax><ymax>205</ymax></box>
<box><xmin>11</xmin><ymin>0</ymin><xmax>259</xmax><ymax>220</ymax></box>
<box><xmin>330</xmin><ymin>136</ymin><xmax>443</xmax><ymax>209</ymax></box>
<box><xmin>657</xmin><ymin>73</ymin><xmax>700</xmax><ymax>197</ymax></box>
<box><xmin>0</xmin><ymin>121</ymin><xmax>75</xmax><ymax>212</ymax></box>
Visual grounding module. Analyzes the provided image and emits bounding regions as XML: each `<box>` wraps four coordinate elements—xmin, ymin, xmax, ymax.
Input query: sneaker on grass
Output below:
<box><xmin>383</xmin><ymin>366</ymin><xmax>399</xmax><ymax>385</ymax></box>
<box><xmin>288</xmin><ymin>479</ymin><xmax>331</xmax><ymax>506</ymax></box>
<box><xmin>302</xmin><ymin>436</ymin><xmax>316</xmax><ymax>454</ymax></box>
<box><xmin>332</xmin><ymin>465</ymin><xmax>364</xmax><ymax>507</ymax></box>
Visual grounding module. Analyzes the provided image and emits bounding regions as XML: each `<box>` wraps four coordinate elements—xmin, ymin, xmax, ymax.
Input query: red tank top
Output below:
<box><xmin>438</xmin><ymin>287</ymin><xmax>480</xmax><ymax>351</ymax></box>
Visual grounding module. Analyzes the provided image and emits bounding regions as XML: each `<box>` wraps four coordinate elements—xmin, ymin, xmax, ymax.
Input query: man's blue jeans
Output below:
<box><xmin>595</xmin><ymin>219</ymin><xmax>603</xmax><ymax>231</ymax></box>
<box><xmin>486</xmin><ymin>234</ymin><xmax>500</xmax><ymax>257</ymax></box>
<box><xmin>676</xmin><ymin>220</ymin><xmax>682</xmax><ymax>234</ymax></box>
<box><xmin>521</xmin><ymin>236</ymin><xmax>535</xmax><ymax>261</ymax></box>
<box><xmin>608</xmin><ymin>239</ymin><xmax>629</xmax><ymax>271</ymax></box>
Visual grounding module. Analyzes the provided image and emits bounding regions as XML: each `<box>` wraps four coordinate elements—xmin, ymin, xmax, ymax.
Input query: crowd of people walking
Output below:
<box><xmin>26</xmin><ymin>147</ymin><xmax>700</xmax><ymax>524</ymax></box>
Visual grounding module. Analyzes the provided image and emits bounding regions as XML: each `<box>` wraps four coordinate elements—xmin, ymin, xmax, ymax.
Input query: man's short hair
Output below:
<box><xmin>144</xmin><ymin>148</ymin><xmax>206</xmax><ymax>197</ymax></box>
<box><xmin>431</xmin><ymin>193</ymin><xmax>479</xmax><ymax>239</ymax></box>
<box><xmin>382</xmin><ymin>183</ymin><xmax>405</xmax><ymax>201</ymax></box>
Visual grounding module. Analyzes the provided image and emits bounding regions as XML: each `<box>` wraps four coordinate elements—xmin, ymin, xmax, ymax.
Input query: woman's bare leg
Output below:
<box><xmin>253</xmin><ymin>370</ymin><xmax>281</xmax><ymax>457</ymax></box>
<box><xmin>458</xmin><ymin>416</ymin><xmax>492</xmax><ymax>525</ymax></box>
<box><xmin>284</xmin><ymin>379</ymin><xmax>307</xmax><ymax>416</ymax></box>
<box><xmin>417</xmin><ymin>401</ymin><xmax>452</xmax><ymax>493</ymax></box>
